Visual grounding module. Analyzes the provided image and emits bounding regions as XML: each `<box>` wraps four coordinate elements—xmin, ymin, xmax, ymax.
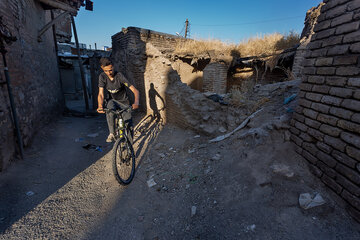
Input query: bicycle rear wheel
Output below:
<box><xmin>112</xmin><ymin>136</ymin><xmax>135</xmax><ymax>185</ymax></box>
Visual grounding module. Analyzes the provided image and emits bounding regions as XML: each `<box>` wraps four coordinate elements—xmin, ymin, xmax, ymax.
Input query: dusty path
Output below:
<box><xmin>0</xmin><ymin>111</ymin><xmax>360</xmax><ymax>239</ymax></box>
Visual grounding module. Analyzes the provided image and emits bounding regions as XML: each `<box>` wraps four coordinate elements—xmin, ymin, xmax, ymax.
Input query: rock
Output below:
<box><xmin>211</xmin><ymin>154</ymin><xmax>221</xmax><ymax>161</ymax></box>
<box><xmin>194</xmin><ymin>135</ymin><xmax>201</xmax><ymax>138</ymax></box>
<box><xmin>219</xmin><ymin>126</ymin><xmax>227</xmax><ymax>133</ymax></box>
<box><xmin>154</xmin><ymin>142</ymin><xmax>166</xmax><ymax>150</ymax></box>
<box><xmin>271</xmin><ymin>164</ymin><xmax>294</xmax><ymax>177</ymax></box>
<box><xmin>191</xmin><ymin>206</ymin><xmax>197</xmax><ymax>217</ymax></box>
<box><xmin>284</xmin><ymin>130</ymin><xmax>291</xmax><ymax>141</ymax></box>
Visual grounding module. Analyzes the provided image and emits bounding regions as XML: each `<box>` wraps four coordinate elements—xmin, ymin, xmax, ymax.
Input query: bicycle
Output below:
<box><xmin>103</xmin><ymin>106</ymin><xmax>136</xmax><ymax>185</ymax></box>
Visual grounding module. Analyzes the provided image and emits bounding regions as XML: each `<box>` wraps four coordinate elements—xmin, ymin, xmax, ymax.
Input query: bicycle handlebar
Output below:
<box><xmin>102</xmin><ymin>105</ymin><xmax>132</xmax><ymax>115</ymax></box>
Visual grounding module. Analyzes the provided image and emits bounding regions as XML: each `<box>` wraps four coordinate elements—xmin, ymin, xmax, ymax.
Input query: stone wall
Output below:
<box><xmin>290</xmin><ymin>0</ymin><xmax>360</xmax><ymax>221</ymax></box>
<box><xmin>0</xmin><ymin>0</ymin><xmax>65</xmax><ymax>171</ymax></box>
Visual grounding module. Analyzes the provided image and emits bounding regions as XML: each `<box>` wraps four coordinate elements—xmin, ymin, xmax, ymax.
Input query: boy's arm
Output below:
<box><xmin>97</xmin><ymin>87</ymin><xmax>105</xmax><ymax>113</ymax></box>
<box><xmin>129</xmin><ymin>85</ymin><xmax>139</xmax><ymax>110</ymax></box>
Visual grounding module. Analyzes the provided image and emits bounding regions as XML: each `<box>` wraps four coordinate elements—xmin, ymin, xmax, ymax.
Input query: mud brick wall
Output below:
<box><xmin>0</xmin><ymin>0</ymin><xmax>64</xmax><ymax>171</ymax></box>
<box><xmin>290</xmin><ymin>0</ymin><xmax>360</xmax><ymax>221</ymax></box>
<box><xmin>203</xmin><ymin>62</ymin><xmax>228</xmax><ymax>94</ymax></box>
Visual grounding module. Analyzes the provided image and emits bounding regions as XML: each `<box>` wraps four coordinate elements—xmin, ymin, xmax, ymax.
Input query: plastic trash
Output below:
<box><xmin>26</xmin><ymin>191</ymin><xmax>35</xmax><ymax>196</ymax></box>
<box><xmin>83</xmin><ymin>144</ymin><xmax>103</xmax><ymax>152</ymax></box>
<box><xmin>299</xmin><ymin>193</ymin><xmax>326</xmax><ymax>209</ymax></box>
<box><xmin>87</xmin><ymin>133</ymin><xmax>99</xmax><ymax>138</ymax></box>
<box><xmin>284</xmin><ymin>93</ymin><xmax>297</xmax><ymax>105</ymax></box>
<box><xmin>147</xmin><ymin>178</ymin><xmax>157</xmax><ymax>188</ymax></box>
<box><xmin>191</xmin><ymin>206</ymin><xmax>197</xmax><ymax>217</ymax></box>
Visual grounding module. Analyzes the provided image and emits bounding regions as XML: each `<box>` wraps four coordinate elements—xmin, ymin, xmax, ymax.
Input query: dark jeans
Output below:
<box><xmin>106</xmin><ymin>99</ymin><xmax>132</xmax><ymax>135</ymax></box>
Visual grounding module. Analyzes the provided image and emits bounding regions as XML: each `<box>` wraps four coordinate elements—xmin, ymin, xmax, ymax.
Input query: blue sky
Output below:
<box><xmin>73</xmin><ymin>0</ymin><xmax>323</xmax><ymax>49</ymax></box>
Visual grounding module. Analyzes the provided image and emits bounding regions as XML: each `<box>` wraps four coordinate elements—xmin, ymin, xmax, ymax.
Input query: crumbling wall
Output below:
<box><xmin>290</xmin><ymin>0</ymin><xmax>360</xmax><ymax>221</ymax></box>
<box><xmin>0</xmin><ymin>0</ymin><xmax>64</xmax><ymax>170</ymax></box>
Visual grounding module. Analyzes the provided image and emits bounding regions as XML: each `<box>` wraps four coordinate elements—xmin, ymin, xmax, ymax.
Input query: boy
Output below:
<box><xmin>97</xmin><ymin>57</ymin><xmax>139</xmax><ymax>142</ymax></box>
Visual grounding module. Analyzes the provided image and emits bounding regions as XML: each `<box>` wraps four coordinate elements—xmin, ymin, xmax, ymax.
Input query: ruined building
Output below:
<box><xmin>0</xmin><ymin>0</ymin><xmax>85</xmax><ymax>171</ymax></box>
<box><xmin>290</xmin><ymin>0</ymin><xmax>360</xmax><ymax>221</ymax></box>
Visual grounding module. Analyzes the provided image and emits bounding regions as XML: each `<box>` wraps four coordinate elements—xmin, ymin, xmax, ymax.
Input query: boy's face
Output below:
<box><xmin>101</xmin><ymin>65</ymin><xmax>114</xmax><ymax>78</ymax></box>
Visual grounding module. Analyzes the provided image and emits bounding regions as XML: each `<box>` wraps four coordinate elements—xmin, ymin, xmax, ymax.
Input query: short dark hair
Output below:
<box><xmin>99</xmin><ymin>57</ymin><xmax>112</xmax><ymax>67</ymax></box>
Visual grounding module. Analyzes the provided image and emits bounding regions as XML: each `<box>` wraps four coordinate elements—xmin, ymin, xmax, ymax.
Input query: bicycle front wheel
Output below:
<box><xmin>112</xmin><ymin>136</ymin><xmax>135</xmax><ymax>185</ymax></box>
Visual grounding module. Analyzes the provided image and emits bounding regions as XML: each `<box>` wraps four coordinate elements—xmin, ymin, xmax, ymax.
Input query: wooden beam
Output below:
<box><xmin>38</xmin><ymin>10</ymin><xmax>69</xmax><ymax>41</ymax></box>
<box><xmin>36</xmin><ymin>0</ymin><xmax>77</xmax><ymax>15</ymax></box>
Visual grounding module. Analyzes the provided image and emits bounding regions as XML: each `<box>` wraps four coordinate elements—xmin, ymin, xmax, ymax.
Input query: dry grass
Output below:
<box><xmin>229</xmin><ymin>86</ymin><xmax>270</xmax><ymax>111</ymax></box>
<box><xmin>174</xmin><ymin>32</ymin><xmax>300</xmax><ymax>57</ymax></box>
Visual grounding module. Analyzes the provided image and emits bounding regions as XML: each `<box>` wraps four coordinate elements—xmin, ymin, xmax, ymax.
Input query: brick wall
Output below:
<box><xmin>0</xmin><ymin>0</ymin><xmax>64</xmax><ymax>171</ymax></box>
<box><xmin>203</xmin><ymin>62</ymin><xmax>228</xmax><ymax>94</ymax></box>
<box><xmin>290</xmin><ymin>0</ymin><xmax>360</xmax><ymax>221</ymax></box>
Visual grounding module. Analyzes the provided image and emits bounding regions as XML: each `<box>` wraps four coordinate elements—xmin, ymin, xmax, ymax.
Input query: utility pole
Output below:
<box><xmin>185</xmin><ymin>19</ymin><xmax>189</xmax><ymax>38</ymax></box>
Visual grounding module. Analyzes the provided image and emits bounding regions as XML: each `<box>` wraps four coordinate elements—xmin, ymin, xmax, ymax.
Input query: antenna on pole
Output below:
<box><xmin>184</xmin><ymin>19</ymin><xmax>189</xmax><ymax>38</ymax></box>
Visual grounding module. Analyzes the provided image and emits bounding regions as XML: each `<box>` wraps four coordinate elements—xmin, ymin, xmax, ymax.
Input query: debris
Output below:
<box><xmin>87</xmin><ymin>133</ymin><xmax>99</xmax><ymax>138</ymax></box>
<box><xmin>26</xmin><ymin>191</ymin><xmax>35</xmax><ymax>196</ymax></box>
<box><xmin>246</xmin><ymin>224</ymin><xmax>256</xmax><ymax>232</ymax></box>
<box><xmin>154</xmin><ymin>142</ymin><xmax>165</xmax><ymax>150</ymax></box>
<box><xmin>194</xmin><ymin>135</ymin><xmax>201</xmax><ymax>138</ymax></box>
<box><xmin>147</xmin><ymin>178</ymin><xmax>157</xmax><ymax>188</ymax></box>
<box><xmin>198</xmin><ymin>144</ymin><xmax>207</xmax><ymax>149</ymax></box>
<box><xmin>284</xmin><ymin>93</ymin><xmax>297</xmax><ymax>105</ymax></box>
<box><xmin>284</xmin><ymin>130</ymin><xmax>291</xmax><ymax>141</ymax></box>
<box><xmin>210</xmin><ymin>108</ymin><xmax>263</xmax><ymax>143</ymax></box>
<box><xmin>188</xmin><ymin>149</ymin><xmax>195</xmax><ymax>154</ymax></box>
<box><xmin>286</xmin><ymin>107</ymin><xmax>294</xmax><ymax>113</ymax></box>
<box><xmin>259</xmin><ymin>181</ymin><xmax>272</xmax><ymax>187</ymax></box>
<box><xmin>219</xmin><ymin>126</ymin><xmax>227</xmax><ymax>133</ymax></box>
<box><xmin>271</xmin><ymin>164</ymin><xmax>294</xmax><ymax>177</ymax></box>
<box><xmin>75</xmin><ymin>137</ymin><xmax>84</xmax><ymax>142</ymax></box>
<box><xmin>211</xmin><ymin>154</ymin><xmax>221</xmax><ymax>161</ymax></box>
<box><xmin>299</xmin><ymin>193</ymin><xmax>326</xmax><ymax>209</ymax></box>
<box><xmin>82</xmin><ymin>144</ymin><xmax>103</xmax><ymax>152</ymax></box>
<box><xmin>186</xmin><ymin>184</ymin><xmax>190</xmax><ymax>189</ymax></box>
<box><xmin>158</xmin><ymin>153</ymin><xmax>165</xmax><ymax>158</ymax></box>
<box><xmin>191</xmin><ymin>206</ymin><xmax>197</xmax><ymax>217</ymax></box>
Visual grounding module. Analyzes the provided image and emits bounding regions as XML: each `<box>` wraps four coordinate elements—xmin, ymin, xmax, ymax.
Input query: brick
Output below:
<box><xmin>338</xmin><ymin>120</ymin><xmax>360</xmax><ymax>134</ymax></box>
<box><xmin>335</xmin><ymin>22</ymin><xmax>360</xmax><ymax>35</ymax></box>
<box><xmin>348</xmin><ymin>78</ymin><xmax>360</xmax><ymax>87</ymax></box>
<box><xmin>304</xmin><ymin>151</ymin><xmax>318</xmax><ymax>166</ymax></box>
<box><xmin>290</xmin><ymin>126</ymin><xmax>300</xmax><ymax>135</ymax></box>
<box><xmin>314</xmin><ymin>28</ymin><xmax>336</xmax><ymax>40</ymax></box>
<box><xmin>295</xmin><ymin>121</ymin><xmax>308</xmax><ymax>132</ymax></box>
<box><xmin>317</xmin><ymin>141</ymin><xmax>333</xmax><ymax>154</ymax></box>
<box><xmin>308</xmin><ymin>163</ymin><xmax>323</xmax><ymax>177</ymax></box>
<box><xmin>327</xmin><ymin>45</ymin><xmax>349</xmax><ymax>56</ymax></box>
<box><xmin>308</xmin><ymin>75</ymin><xmax>325</xmax><ymax>84</ymax></box>
<box><xmin>336</xmin><ymin>164</ymin><xmax>360</xmax><ymax>184</ymax></box>
<box><xmin>332</xmin><ymin>150</ymin><xmax>358</xmax><ymax>168</ymax></box>
<box><xmin>348</xmin><ymin>206</ymin><xmax>360</xmax><ymax>223</ymax></box>
<box><xmin>326</xmin><ymin>4</ymin><xmax>347</xmax><ymax>19</ymax></box>
<box><xmin>303</xmin><ymin>142</ymin><xmax>319</xmax><ymax>156</ymax></box>
<box><xmin>299</xmin><ymin>99</ymin><xmax>312</xmax><ymax>108</ymax></box>
<box><xmin>341</xmin><ymin>132</ymin><xmax>360</xmax><ymax>148</ymax></box>
<box><xmin>354</xmin><ymin>90</ymin><xmax>360</xmax><ymax>100</ymax></box>
<box><xmin>346</xmin><ymin>145</ymin><xmax>360</xmax><ymax>161</ymax></box>
<box><xmin>295</xmin><ymin>105</ymin><xmax>304</xmax><ymax>114</ymax></box>
<box><xmin>311</xmin><ymin>102</ymin><xmax>330</xmax><ymax>113</ymax></box>
<box><xmin>312</xmin><ymin>85</ymin><xmax>330</xmax><ymax>94</ymax></box>
<box><xmin>321</xmin><ymin>174</ymin><xmax>343</xmax><ymax>194</ymax></box>
<box><xmin>302</xmin><ymin>67</ymin><xmax>316</xmax><ymax>75</ymax></box>
<box><xmin>320</xmin><ymin>124</ymin><xmax>342</xmax><ymax>137</ymax></box>
<box><xmin>337</xmin><ymin>66</ymin><xmax>360</xmax><ymax>76</ymax></box>
<box><xmin>305</xmin><ymin>93</ymin><xmax>323</xmax><ymax>102</ymax></box>
<box><xmin>322</xmin><ymin>0</ymin><xmax>348</xmax><ymax>12</ymax></box>
<box><xmin>303</xmin><ymin>108</ymin><xmax>319</xmax><ymax>119</ymax></box>
<box><xmin>339</xmin><ymin>182</ymin><xmax>360</xmax><ymax>200</ymax></box>
<box><xmin>303</xmin><ymin>58</ymin><xmax>316</xmax><ymax>66</ymax></box>
<box><xmin>341</xmin><ymin>99</ymin><xmax>360</xmax><ymax>112</ymax></box>
<box><xmin>331</xmin><ymin>12</ymin><xmax>354</xmax><ymax>27</ymax></box>
<box><xmin>294</xmin><ymin>145</ymin><xmax>303</xmax><ymax>155</ymax></box>
<box><xmin>317</xmin><ymin>160</ymin><xmax>337</xmax><ymax>178</ymax></box>
<box><xmin>293</xmin><ymin>112</ymin><xmax>305</xmax><ymax>122</ymax></box>
<box><xmin>305</xmin><ymin>117</ymin><xmax>322</xmax><ymax>129</ymax></box>
<box><xmin>325</xmin><ymin>76</ymin><xmax>347</xmax><ymax>86</ymax></box>
<box><xmin>350</xmin><ymin>42</ymin><xmax>360</xmax><ymax>53</ymax></box>
<box><xmin>321</xmin><ymin>95</ymin><xmax>343</xmax><ymax>106</ymax></box>
<box><xmin>317</xmin><ymin>113</ymin><xmax>339</xmax><ymax>126</ymax></box>
<box><xmin>330</xmin><ymin>107</ymin><xmax>353</xmax><ymax>120</ymax></box>
<box><xmin>351</xmin><ymin>113</ymin><xmax>360</xmax><ymax>123</ymax></box>
<box><xmin>315</xmin><ymin>57</ymin><xmax>333</xmax><ymax>66</ymax></box>
<box><xmin>307</xmin><ymin>41</ymin><xmax>322</xmax><ymax>50</ymax></box>
<box><xmin>314</xmin><ymin>20</ymin><xmax>331</xmax><ymax>32</ymax></box>
<box><xmin>299</xmin><ymin>91</ymin><xmax>306</xmax><ymax>98</ymax></box>
<box><xmin>343</xmin><ymin>31</ymin><xmax>360</xmax><ymax>43</ymax></box>
<box><xmin>347</xmin><ymin>0</ymin><xmax>360</xmax><ymax>11</ymax></box>
<box><xmin>322</xmin><ymin>35</ymin><xmax>343</xmax><ymax>47</ymax></box>
<box><xmin>307</xmin><ymin>127</ymin><xmax>325</xmax><ymax>141</ymax></box>
<box><xmin>324</xmin><ymin>135</ymin><xmax>347</xmax><ymax>151</ymax></box>
<box><xmin>317</xmin><ymin>67</ymin><xmax>336</xmax><ymax>75</ymax></box>
<box><xmin>299</xmin><ymin>83</ymin><xmax>313</xmax><ymax>91</ymax></box>
<box><xmin>358</xmin><ymin>163</ymin><xmax>360</xmax><ymax>172</ymax></box>
<box><xmin>311</xmin><ymin>49</ymin><xmax>328</xmax><ymax>58</ymax></box>
<box><xmin>290</xmin><ymin>134</ymin><xmax>303</xmax><ymax>146</ymax></box>
<box><xmin>333</xmin><ymin>55</ymin><xmax>359</xmax><ymax>65</ymax></box>
<box><xmin>329</xmin><ymin>87</ymin><xmax>353</xmax><ymax>98</ymax></box>
<box><xmin>300</xmin><ymin>132</ymin><xmax>314</xmax><ymax>142</ymax></box>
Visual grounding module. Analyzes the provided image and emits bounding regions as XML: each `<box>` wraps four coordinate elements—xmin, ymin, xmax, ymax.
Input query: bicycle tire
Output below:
<box><xmin>112</xmin><ymin>135</ymin><xmax>135</xmax><ymax>185</ymax></box>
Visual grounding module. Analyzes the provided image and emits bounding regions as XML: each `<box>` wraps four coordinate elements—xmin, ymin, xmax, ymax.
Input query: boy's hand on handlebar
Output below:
<box><xmin>132</xmin><ymin>103</ymin><xmax>139</xmax><ymax>110</ymax></box>
<box><xmin>97</xmin><ymin>107</ymin><xmax>105</xmax><ymax>113</ymax></box>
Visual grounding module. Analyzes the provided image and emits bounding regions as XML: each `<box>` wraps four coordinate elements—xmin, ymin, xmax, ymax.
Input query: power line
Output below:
<box><xmin>192</xmin><ymin>15</ymin><xmax>304</xmax><ymax>27</ymax></box>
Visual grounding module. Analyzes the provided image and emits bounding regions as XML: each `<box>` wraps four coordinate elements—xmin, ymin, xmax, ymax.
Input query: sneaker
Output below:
<box><xmin>106</xmin><ymin>133</ymin><xmax>115</xmax><ymax>143</ymax></box>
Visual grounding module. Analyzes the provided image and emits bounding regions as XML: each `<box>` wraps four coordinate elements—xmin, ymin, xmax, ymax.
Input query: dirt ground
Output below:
<box><xmin>0</xmin><ymin>102</ymin><xmax>360</xmax><ymax>239</ymax></box>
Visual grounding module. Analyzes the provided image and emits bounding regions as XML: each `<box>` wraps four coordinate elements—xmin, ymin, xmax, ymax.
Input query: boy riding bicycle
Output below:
<box><xmin>97</xmin><ymin>57</ymin><xmax>140</xmax><ymax>142</ymax></box>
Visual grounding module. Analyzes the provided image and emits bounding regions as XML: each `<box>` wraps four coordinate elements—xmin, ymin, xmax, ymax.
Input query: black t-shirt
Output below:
<box><xmin>98</xmin><ymin>72</ymin><xmax>132</xmax><ymax>104</ymax></box>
